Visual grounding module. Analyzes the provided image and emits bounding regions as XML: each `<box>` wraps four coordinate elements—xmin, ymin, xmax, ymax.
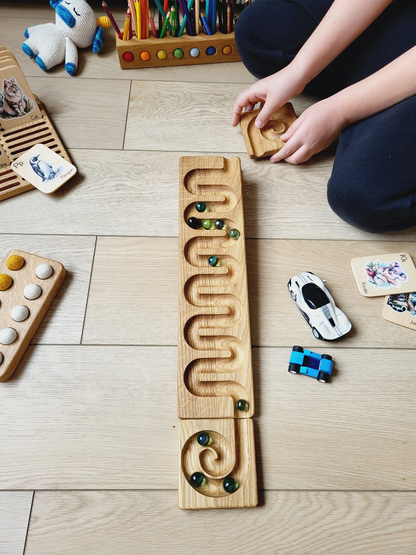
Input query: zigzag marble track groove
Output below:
<box><xmin>178</xmin><ymin>156</ymin><xmax>254</xmax><ymax>419</ymax></box>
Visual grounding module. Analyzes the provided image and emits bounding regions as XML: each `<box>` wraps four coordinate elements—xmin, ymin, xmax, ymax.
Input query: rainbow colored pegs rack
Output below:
<box><xmin>116</xmin><ymin>30</ymin><xmax>239</xmax><ymax>69</ymax></box>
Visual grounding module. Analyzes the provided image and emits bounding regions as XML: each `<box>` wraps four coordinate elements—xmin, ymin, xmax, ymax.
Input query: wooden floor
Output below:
<box><xmin>2</xmin><ymin>2</ymin><xmax>416</xmax><ymax>554</ymax></box>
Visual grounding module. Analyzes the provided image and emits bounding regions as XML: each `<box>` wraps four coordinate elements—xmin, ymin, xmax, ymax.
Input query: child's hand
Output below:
<box><xmin>270</xmin><ymin>97</ymin><xmax>348</xmax><ymax>164</ymax></box>
<box><xmin>231</xmin><ymin>64</ymin><xmax>306</xmax><ymax>127</ymax></box>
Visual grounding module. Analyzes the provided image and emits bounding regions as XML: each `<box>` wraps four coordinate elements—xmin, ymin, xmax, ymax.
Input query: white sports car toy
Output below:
<box><xmin>287</xmin><ymin>272</ymin><xmax>352</xmax><ymax>341</ymax></box>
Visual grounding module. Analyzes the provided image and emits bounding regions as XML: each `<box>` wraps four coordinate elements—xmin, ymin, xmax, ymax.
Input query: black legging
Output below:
<box><xmin>235</xmin><ymin>0</ymin><xmax>416</xmax><ymax>233</ymax></box>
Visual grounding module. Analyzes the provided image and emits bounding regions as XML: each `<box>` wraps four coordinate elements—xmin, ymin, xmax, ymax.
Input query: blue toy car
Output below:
<box><xmin>288</xmin><ymin>346</ymin><xmax>333</xmax><ymax>383</ymax></box>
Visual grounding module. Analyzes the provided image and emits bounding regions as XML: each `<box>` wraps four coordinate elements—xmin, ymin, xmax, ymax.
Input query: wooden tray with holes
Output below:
<box><xmin>179</xmin><ymin>418</ymin><xmax>257</xmax><ymax>509</ymax></box>
<box><xmin>0</xmin><ymin>96</ymin><xmax>70</xmax><ymax>201</ymax></box>
<box><xmin>116</xmin><ymin>31</ymin><xmax>239</xmax><ymax>69</ymax></box>
<box><xmin>178</xmin><ymin>156</ymin><xmax>254</xmax><ymax>420</ymax></box>
<box><xmin>0</xmin><ymin>250</ymin><xmax>66</xmax><ymax>382</ymax></box>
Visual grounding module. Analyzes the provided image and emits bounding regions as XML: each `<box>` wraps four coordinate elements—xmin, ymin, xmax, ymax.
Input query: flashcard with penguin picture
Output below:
<box><xmin>11</xmin><ymin>144</ymin><xmax>77</xmax><ymax>193</ymax></box>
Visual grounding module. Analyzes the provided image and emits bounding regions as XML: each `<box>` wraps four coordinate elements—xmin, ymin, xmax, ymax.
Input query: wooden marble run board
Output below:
<box><xmin>116</xmin><ymin>31</ymin><xmax>239</xmax><ymax>69</ymax></box>
<box><xmin>178</xmin><ymin>156</ymin><xmax>254</xmax><ymax>420</ymax></box>
<box><xmin>240</xmin><ymin>103</ymin><xmax>297</xmax><ymax>159</ymax></box>
<box><xmin>0</xmin><ymin>250</ymin><xmax>66</xmax><ymax>382</ymax></box>
<box><xmin>0</xmin><ymin>47</ymin><xmax>71</xmax><ymax>201</ymax></box>
<box><xmin>178</xmin><ymin>156</ymin><xmax>257</xmax><ymax>510</ymax></box>
<box><xmin>179</xmin><ymin>418</ymin><xmax>257</xmax><ymax>509</ymax></box>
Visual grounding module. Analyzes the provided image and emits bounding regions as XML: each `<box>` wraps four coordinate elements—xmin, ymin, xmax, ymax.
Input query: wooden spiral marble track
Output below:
<box><xmin>178</xmin><ymin>156</ymin><xmax>258</xmax><ymax>509</ymax></box>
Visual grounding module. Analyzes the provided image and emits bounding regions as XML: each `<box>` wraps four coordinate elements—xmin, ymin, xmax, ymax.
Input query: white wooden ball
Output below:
<box><xmin>36</xmin><ymin>263</ymin><xmax>53</xmax><ymax>280</ymax></box>
<box><xmin>24</xmin><ymin>283</ymin><xmax>42</xmax><ymax>300</ymax></box>
<box><xmin>0</xmin><ymin>327</ymin><xmax>18</xmax><ymax>345</ymax></box>
<box><xmin>11</xmin><ymin>305</ymin><xmax>30</xmax><ymax>322</ymax></box>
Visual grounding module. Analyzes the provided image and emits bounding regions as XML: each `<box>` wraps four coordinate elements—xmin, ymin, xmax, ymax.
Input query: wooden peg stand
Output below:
<box><xmin>116</xmin><ymin>31</ymin><xmax>240</xmax><ymax>69</ymax></box>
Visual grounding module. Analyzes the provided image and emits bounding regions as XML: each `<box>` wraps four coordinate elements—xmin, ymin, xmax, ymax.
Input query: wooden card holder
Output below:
<box><xmin>178</xmin><ymin>156</ymin><xmax>254</xmax><ymax>420</ymax></box>
<box><xmin>240</xmin><ymin>103</ymin><xmax>297</xmax><ymax>159</ymax></box>
<box><xmin>0</xmin><ymin>96</ymin><xmax>71</xmax><ymax>201</ymax></box>
<box><xmin>116</xmin><ymin>31</ymin><xmax>239</xmax><ymax>69</ymax></box>
<box><xmin>179</xmin><ymin>418</ymin><xmax>258</xmax><ymax>509</ymax></box>
<box><xmin>0</xmin><ymin>250</ymin><xmax>66</xmax><ymax>382</ymax></box>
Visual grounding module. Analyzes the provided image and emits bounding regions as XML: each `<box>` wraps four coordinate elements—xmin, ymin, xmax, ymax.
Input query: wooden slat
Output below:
<box><xmin>124</xmin><ymin>82</ymin><xmax>315</xmax><ymax>152</ymax></box>
<box><xmin>23</xmin><ymin>77</ymin><xmax>130</xmax><ymax>149</ymax></box>
<box><xmin>83</xmin><ymin>237</ymin><xmax>416</xmax><ymax>348</ymax></box>
<box><xmin>0</xmin><ymin>16</ymin><xmax>255</xmax><ymax>83</ymax></box>
<box><xmin>26</xmin><ymin>491</ymin><xmax>416</xmax><ymax>554</ymax></box>
<box><xmin>0</xmin><ymin>235</ymin><xmax>95</xmax><ymax>345</ymax></box>
<box><xmin>1</xmin><ymin>345</ymin><xmax>416</xmax><ymax>490</ymax></box>
<box><xmin>1</xmin><ymin>149</ymin><xmax>415</xmax><ymax>241</ymax></box>
<box><xmin>0</xmin><ymin>491</ymin><xmax>33</xmax><ymax>555</ymax></box>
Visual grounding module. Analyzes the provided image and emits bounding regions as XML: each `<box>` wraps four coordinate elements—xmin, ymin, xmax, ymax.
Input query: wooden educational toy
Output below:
<box><xmin>0</xmin><ymin>47</ymin><xmax>72</xmax><ymax>201</ymax></box>
<box><xmin>351</xmin><ymin>252</ymin><xmax>416</xmax><ymax>297</ymax></box>
<box><xmin>11</xmin><ymin>144</ymin><xmax>77</xmax><ymax>194</ymax></box>
<box><xmin>178</xmin><ymin>156</ymin><xmax>254</xmax><ymax>420</ymax></box>
<box><xmin>116</xmin><ymin>31</ymin><xmax>240</xmax><ymax>69</ymax></box>
<box><xmin>240</xmin><ymin>103</ymin><xmax>297</xmax><ymax>159</ymax></box>
<box><xmin>178</xmin><ymin>156</ymin><xmax>257</xmax><ymax>510</ymax></box>
<box><xmin>179</xmin><ymin>418</ymin><xmax>257</xmax><ymax>509</ymax></box>
<box><xmin>383</xmin><ymin>292</ymin><xmax>416</xmax><ymax>331</ymax></box>
<box><xmin>0</xmin><ymin>250</ymin><xmax>66</xmax><ymax>382</ymax></box>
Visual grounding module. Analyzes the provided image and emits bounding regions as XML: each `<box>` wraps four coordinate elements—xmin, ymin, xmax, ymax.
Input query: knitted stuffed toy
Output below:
<box><xmin>22</xmin><ymin>0</ymin><xmax>111</xmax><ymax>76</ymax></box>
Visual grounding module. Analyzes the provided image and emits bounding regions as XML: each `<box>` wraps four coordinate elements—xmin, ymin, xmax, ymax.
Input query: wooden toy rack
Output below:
<box><xmin>116</xmin><ymin>31</ymin><xmax>240</xmax><ymax>69</ymax></box>
<box><xmin>0</xmin><ymin>97</ymin><xmax>71</xmax><ymax>201</ymax></box>
<box><xmin>178</xmin><ymin>156</ymin><xmax>257</xmax><ymax>510</ymax></box>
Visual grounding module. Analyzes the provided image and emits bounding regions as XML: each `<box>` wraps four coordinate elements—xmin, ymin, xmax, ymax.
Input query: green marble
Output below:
<box><xmin>190</xmin><ymin>472</ymin><xmax>205</xmax><ymax>487</ymax></box>
<box><xmin>196</xmin><ymin>202</ymin><xmax>207</xmax><ymax>213</ymax></box>
<box><xmin>229</xmin><ymin>229</ymin><xmax>240</xmax><ymax>239</ymax></box>
<box><xmin>202</xmin><ymin>219</ymin><xmax>213</xmax><ymax>230</ymax></box>
<box><xmin>197</xmin><ymin>432</ymin><xmax>210</xmax><ymax>446</ymax></box>
<box><xmin>236</xmin><ymin>399</ymin><xmax>249</xmax><ymax>411</ymax></box>
<box><xmin>223</xmin><ymin>476</ymin><xmax>239</xmax><ymax>493</ymax></box>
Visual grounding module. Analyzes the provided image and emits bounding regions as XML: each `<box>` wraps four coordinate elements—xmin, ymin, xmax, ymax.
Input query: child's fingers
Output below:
<box><xmin>283</xmin><ymin>145</ymin><xmax>310</xmax><ymax>165</ymax></box>
<box><xmin>270</xmin><ymin>135</ymin><xmax>302</xmax><ymax>163</ymax></box>
<box><xmin>254</xmin><ymin>98</ymin><xmax>279</xmax><ymax>129</ymax></box>
<box><xmin>231</xmin><ymin>88</ymin><xmax>263</xmax><ymax>126</ymax></box>
<box><xmin>280</xmin><ymin>118</ymin><xmax>300</xmax><ymax>141</ymax></box>
<box><xmin>233</xmin><ymin>87</ymin><xmax>263</xmax><ymax>114</ymax></box>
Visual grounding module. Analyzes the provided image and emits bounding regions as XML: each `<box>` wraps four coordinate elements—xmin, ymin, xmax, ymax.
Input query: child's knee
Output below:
<box><xmin>235</xmin><ymin>0</ymin><xmax>305</xmax><ymax>77</ymax></box>
<box><xmin>327</xmin><ymin>176</ymin><xmax>386</xmax><ymax>233</ymax></box>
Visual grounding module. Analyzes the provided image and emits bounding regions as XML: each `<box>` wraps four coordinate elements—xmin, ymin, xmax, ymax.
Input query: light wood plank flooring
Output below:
<box><xmin>1</xmin><ymin>1</ymin><xmax>416</xmax><ymax>553</ymax></box>
<box><xmin>0</xmin><ymin>492</ymin><xmax>33</xmax><ymax>555</ymax></box>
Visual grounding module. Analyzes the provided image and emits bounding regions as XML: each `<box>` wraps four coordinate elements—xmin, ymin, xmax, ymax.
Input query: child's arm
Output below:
<box><xmin>232</xmin><ymin>0</ymin><xmax>393</xmax><ymax>127</ymax></box>
<box><xmin>271</xmin><ymin>44</ymin><xmax>416</xmax><ymax>164</ymax></box>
